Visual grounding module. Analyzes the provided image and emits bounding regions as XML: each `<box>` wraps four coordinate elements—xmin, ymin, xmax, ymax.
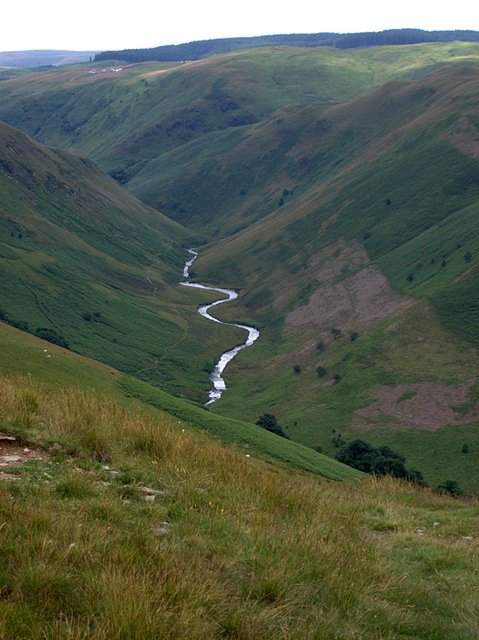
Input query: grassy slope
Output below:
<box><xmin>1</xmin><ymin>366</ymin><xmax>479</xmax><ymax>638</ymax></box>
<box><xmin>0</xmin><ymin>120</ymin><xmax>253</xmax><ymax>402</ymax></box>
<box><xmin>1</xmin><ymin>43</ymin><xmax>479</xmax><ymax>236</ymax></box>
<box><xmin>2</xmin><ymin>45</ymin><xmax>479</xmax><ymax>488</ymax></box>
<box><xmin>191</xmin><ymin>65</ymin><xmax>479</xmax><ymax>490</ymax></box>
<box><xmin>0</xmin><ymin>321</ymin><xmax>358</xmax><ymax>481</ymax></box>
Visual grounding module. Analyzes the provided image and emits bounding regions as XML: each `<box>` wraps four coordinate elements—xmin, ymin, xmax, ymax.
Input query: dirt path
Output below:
<box><xmin>0</xmin><ymin>434</ymin><xmax>47</xmax><ymax>479</ymax></box>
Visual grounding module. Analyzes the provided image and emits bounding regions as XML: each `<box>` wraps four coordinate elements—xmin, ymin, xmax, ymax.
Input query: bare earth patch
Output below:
<box><xmin>286</xmin><ymin>256</ymin><xmax>414</xmax><ymax>333</ymax></box>
<box><xmin>352</xmin><ymin>382</ymin><xmax>479</xmax><ymax>431</ymax></box>
<box><xmin>0</xmin><ymin>433</ymin><xmax>47</xmax><ymax>479</ymax></box>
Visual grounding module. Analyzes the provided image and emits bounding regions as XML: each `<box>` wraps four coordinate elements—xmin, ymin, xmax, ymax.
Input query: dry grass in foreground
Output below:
<box><xmin>0</xmin><ymin>376</ymin><xmax>478</xmax><ymax>639</ymax></box>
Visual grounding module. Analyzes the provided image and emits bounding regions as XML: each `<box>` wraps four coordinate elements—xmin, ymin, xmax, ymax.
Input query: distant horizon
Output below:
<box><xmin>3</xmin><ymin>0</ymin><xmax>478</xmax><ymax>52</ymax></box>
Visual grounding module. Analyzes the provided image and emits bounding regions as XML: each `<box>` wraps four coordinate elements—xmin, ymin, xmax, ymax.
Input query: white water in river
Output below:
<box><xmin>180</xmin><ymin>248</ymin><xmax>260</xmax><ymax>405</ymax></box>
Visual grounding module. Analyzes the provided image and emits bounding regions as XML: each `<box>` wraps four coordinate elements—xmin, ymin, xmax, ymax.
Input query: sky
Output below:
<box><xmin>3</xmin><ymin>0</ymin><xmax>478</xmax><ymax>52</ymax></box>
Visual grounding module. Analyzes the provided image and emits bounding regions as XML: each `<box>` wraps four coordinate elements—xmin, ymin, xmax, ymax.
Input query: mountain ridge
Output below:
<box><xmin>95</xmin><ymin>29</ymin><xmax>479</xmax><ymax>63</ymax></box>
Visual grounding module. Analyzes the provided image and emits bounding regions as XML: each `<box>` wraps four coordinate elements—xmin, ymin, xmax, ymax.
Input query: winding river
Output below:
<box><xmin>180</xmin><ymin>249</ymin><xmax>260</xmax><ymax>405</ymax></box>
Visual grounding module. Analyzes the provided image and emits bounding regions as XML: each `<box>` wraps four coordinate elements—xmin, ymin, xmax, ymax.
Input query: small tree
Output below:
<box><xmin>336</xmin><ymin>439</ymin><xmax>377</xmax><ymax>472</ymax></box>
<box><xmin>316</xmin><ymin>366</ymin><xmax>327</xmax><ymax>377</ymax></box>
<box><xmin>293</xmin><ymin>365</ymin><xmax>301</xmax><ymax>375</ymax></box>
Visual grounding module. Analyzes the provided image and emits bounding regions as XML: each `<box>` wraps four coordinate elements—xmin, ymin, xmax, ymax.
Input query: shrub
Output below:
<box><xmin>336</xmin><ymin>439</ymin><xmax>426</xmax><ymax>484</ymax></box>
<box><xmin>293</xmin><ymin>365</ymin><xmax>301</xmax><ymax>375</ymax></box>
<box><xmin>255</xmin><ymin>414</ymin><xmax>290</xmax><ymax>439</ymax></box>
<box><xmin>316</xmin><ymin>366</ymin><xmax>327</xmax><ymax>377</ymax></box>
<box><xmin>437</xmin><ymin>480</ymin><xmax>463</xmax><ymax>497</ymax></box>
<box><xmin>202</xmin><ymin>361</ymin><xmax>215</xmax><ymax>374</ymax></box>
<box><xmin>34</xmin><ymin>327</ymin><xmax>69</xmax><ymax>349</ymax></box>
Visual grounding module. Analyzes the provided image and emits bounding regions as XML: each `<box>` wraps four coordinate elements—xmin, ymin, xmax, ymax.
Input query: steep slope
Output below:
<box><xmin>0</xmin><ymin>121</ymin><xmax>239</xmax><ymax>401</ymax></box>
<box><xmin>1</xmin><ymin>43</ymin><xmax>479</xmax><ymax>237</ymax></box>
<box><xmin>191</xmin><ymin>65</ymin><xmax>479</xmax><ymax>490</ymax></box>
<box><xmin>1</xmin><ymin>367</ymin><xmax>478</xmax><ymax>639</ymax></box>
<box><xmin>0</xmin><ymin>319</ymin><xmax>358</xmax><ymax>480</ymax></box>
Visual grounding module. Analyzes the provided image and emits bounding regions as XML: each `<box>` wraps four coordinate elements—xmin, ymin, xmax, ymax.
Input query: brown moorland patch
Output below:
<box><xmin>352</xmin><ymin>382</ymin><xmax>479</xmax><ymax>431</ymax></box>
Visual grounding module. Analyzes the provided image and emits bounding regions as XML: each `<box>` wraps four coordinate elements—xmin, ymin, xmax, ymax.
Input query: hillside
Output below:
<box><xmin>190</xmin><ymin>64</ymin><xmax>479</xmax><ymax>489</ymax></box>
<box><xmin>1</xmin><ymin>43</ymin><xmax>479</xmax><ymax>491</ymax></box>
<box><xmin>1</xmin><ymin>40</ymin><xmax>479</xmax><ymax>637</ymax></box>
<box><xmin>0</xmin><ymin>327</ymin><xmax>478</xmax><ymax>639</ymax></box>
<box><xmin>1</xmin><ymin>43</ymin><xmax>479</xmax><ymax>239</ymax></box>
<box><xmin>0</xmin><ymin>318</ymin><xmax>357</xmax><ymax>479</ymax></box>
<box><xmin>0</xmin><ymin>120</ymin><xmax>242</xmax><ymax>402</ymax></box>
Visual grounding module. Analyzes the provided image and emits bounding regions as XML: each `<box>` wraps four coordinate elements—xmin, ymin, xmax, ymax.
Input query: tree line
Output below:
<box><xmin>94</xmin><ymin>30</ymin><xmax>479</xmax><ymax>64</ymax></box>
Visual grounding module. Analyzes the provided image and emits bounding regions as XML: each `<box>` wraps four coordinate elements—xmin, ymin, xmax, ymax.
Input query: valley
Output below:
<box><xmin>1</xmin><ymin>33</ymin><xmax>479</xmax><ymax>638</ymax></box>
<box><xmin>1</xmin><ymin>42</ymin><xmax>479</xmax><ymax>488</ymax></box>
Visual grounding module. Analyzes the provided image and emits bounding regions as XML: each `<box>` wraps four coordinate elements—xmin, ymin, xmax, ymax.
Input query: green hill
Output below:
<box><xmin>0</xmin><ymin>325</ymin><xmax>478</xmax><ymax>639</ymax></box>
<box><xmin>1</xmin><ymin>43</ymin><xmax>479</xmax><ymax>238</ymax></box>
<box><xmin>94</xmin><ymin>29</ymin><xmax>479</xmax><ymax>63</ymax></box>
<box><xmin>0</xmin><ymin>120</ymin><xmax>242</xmax><ymax>402</ymax></box>
<box><xmin>189</xmin><ymin>64</ymin><xmax>479</xmax><ymax>490</ymax></box>
<box><xmin>0</xmin><ymin>320</ymin><xmax>357</xmax><ymax>480</ymax></box>
<box><xmin>1</xmin><ymin>44</ymin><xmax>479</xmax><ymax>491</ymax></box>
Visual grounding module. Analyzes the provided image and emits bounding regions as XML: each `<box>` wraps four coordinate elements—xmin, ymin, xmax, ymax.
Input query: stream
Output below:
<box><xmin>180</xmin><ymin>249</ymin><xmax>260</xmax><ymax>405</ymax></box>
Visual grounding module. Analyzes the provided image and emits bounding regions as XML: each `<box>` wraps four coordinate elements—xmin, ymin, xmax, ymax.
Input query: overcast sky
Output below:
<box><xmin>3</xmin><ymin>0</ymin><xmax>478</xmax><ymax>52</ymax></box>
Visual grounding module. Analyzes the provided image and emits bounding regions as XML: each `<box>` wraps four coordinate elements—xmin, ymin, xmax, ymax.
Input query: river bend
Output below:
<box><xmin>180</xmin><ymin>249</ymin><xmax>260</xmax><ymax>405</ymax></box>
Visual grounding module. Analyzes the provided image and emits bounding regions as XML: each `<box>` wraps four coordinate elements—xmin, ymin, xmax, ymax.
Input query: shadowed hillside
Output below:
<box><xmin>0</xmin><ymin>121</ymin><xmax>243</xmax><ymax>401</ymax></box>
